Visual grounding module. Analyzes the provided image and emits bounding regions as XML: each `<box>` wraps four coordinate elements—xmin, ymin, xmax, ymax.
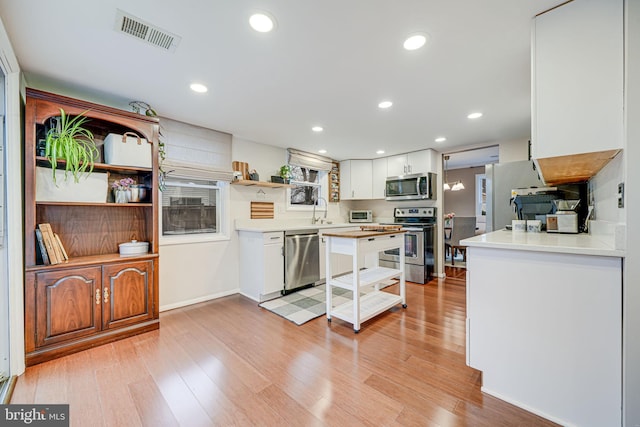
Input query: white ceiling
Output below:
<box><xmin>0</xmin><ymin>0</ymin><xmax>562</xmax><ymax>162</ymax></box>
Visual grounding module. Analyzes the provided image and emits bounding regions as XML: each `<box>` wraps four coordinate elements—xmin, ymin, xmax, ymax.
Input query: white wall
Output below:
<box><xmin>499</xmin><ymin>139</ymin><xmax>529</xmax><ymax>163</ymax></box>
<box><xmin>159</xmin><ymin>237</ymin><xmax>239</xmax><ymax>310</ymax></box>
<box><xmin>590</xmin><ymin>151</ymin><xmax>625</xmax><ymax>224</ymax></box>
<box><xmin>232</xmin><ymin>137</ymin><xmax>286</xmax><ymax>182</ymax></box>
<box><xmin>0</xmin><ymin>16</ymin><xmax>24</xmax><ymax>376</ymax></box>
<box><xmin>232</xmin><ymin>137</ymin><xmax>343</xmax><ymax>220</ymax></box>
<box><xmin>623</xmin><ymin>0</ymin><xmax>640</xmax><ymax>424</ymax></box>
<box><xmin>443</xmin><ymin>167</ymin><xmax>484</xmax><ymax>217</ymax></box>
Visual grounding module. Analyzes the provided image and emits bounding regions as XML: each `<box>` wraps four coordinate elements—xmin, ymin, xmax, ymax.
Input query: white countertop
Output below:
<box><xmin>461</xmin><ymin>229</ymin><xmax>625</xmax><ymax>257</ymax></box>
<box><xmin>235</xmin><ymin>219</ymin><xmax>361</xmax><ymax>233</ymax></box>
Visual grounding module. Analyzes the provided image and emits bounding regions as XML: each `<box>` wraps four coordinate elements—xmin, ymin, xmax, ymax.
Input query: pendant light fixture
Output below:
<box><xmin>452</xmin><ymin>181</ymin><xmax>465</xmax><ymax>191</ymax></box>
<box><xmin>443</xmin><ymin>155</ymin><xmax>451</xmax><ymax>191</ymax></box>
<box><xmin>443</xmin><ymin>154</ymin><xmax>465</xmax><ymax>191</ymax></box>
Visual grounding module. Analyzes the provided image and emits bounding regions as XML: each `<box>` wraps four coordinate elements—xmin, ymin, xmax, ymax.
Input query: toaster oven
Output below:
<box><xmin>349</xmin><ymin>210</ymin><xmax>373</xmax><ymax>223</ymax></box>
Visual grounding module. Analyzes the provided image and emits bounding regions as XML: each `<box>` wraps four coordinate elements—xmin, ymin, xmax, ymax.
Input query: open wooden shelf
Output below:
<box><xmin>36</xmin><ymin>156</ymin><xmax>152</xmax><ymax>174</ymax></box>
<box><xmin>232</xmin><ymin>179</ymin><xmax>293</xmax><ymax>189</ymax></box>
<box><xmin>36</xmin><ymin>201</ymin><xmax>152</xmax><ymax>207</ymax></box>
<box><xmin>26</xmin><ymin>252</ymin><xmax>159</xmax><ymax>272</ymax></box>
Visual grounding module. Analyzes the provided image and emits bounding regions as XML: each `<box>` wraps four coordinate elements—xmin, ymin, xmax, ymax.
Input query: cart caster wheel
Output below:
<box><xmin>327</xmin><ymin>318</ymin><xmax>332</xmax><ymax>323</ymax></box>
<box><xmin>402</xmin><ymin>304</ymin><xmax>407</xmax><ymax>308</ymax></box>
<box><xmin>354</xmin><ymin>329</ymin><xmax>360</xmax><ymax>334</ymax></box>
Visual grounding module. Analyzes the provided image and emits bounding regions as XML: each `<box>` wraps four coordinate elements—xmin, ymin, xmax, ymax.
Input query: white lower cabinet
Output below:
<box><xmin>466</xmin><ymin>247</ymin><xmax>622</xmax><ymax>427</ymax></box>
<box><xmin>239</xmin><ymin>231</ymin><xmax>284</xmax><ymax>301</ymax></box>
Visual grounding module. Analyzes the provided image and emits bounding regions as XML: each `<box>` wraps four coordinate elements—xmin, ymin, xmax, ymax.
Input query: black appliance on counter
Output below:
<box><xmin>379</xmin><ymin>207</ymin><xmax>437</xmax><ymax>284</ymax></box>
<box><xmin>512</xmin><ymin>183</ymin><xmax>589</xmax><ymax>232</ymax></box>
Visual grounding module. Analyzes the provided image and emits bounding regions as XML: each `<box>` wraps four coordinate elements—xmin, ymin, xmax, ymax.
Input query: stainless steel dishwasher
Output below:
<box><xmin>284</xmin><ymin>229</ymin><xmax>320</xmax><ymax>294</ymax></box>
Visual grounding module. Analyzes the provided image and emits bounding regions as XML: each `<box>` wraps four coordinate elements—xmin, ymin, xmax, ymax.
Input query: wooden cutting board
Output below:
<box><xmin>232</xmin><ymin>161</ymin><xmax>249</xmax><ymax>180</ymax></box>
<box><xmin>251</xmin><ymin>201</ymin><xmax>274</xmax><ymax>219</ymax></box>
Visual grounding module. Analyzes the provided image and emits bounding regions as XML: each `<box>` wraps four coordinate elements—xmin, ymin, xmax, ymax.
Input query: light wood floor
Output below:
<box><xmin>11</xmin><ymin>267</ymin><xmax>557</xmax><ymax>426</ymax></box>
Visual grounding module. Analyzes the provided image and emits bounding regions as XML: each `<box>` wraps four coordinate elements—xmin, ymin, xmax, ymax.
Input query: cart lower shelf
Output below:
<box><xmin>328</xmin><ymin>290</ymin><xmax>404</xmax><ymax>329</ymax></box>
<box><xmin>329</xmin><ymin>266</ymin><xmax>402</xmax><ymax>290</ymax></box>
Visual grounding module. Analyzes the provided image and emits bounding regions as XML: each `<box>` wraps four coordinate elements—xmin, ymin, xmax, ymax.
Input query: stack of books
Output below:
<box><xmin>35</xmin><ymin>223</ymin><xmax>69</xmax><ymax>265</ymax></box>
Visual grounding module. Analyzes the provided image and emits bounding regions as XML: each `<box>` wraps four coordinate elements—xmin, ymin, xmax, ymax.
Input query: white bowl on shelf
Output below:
<box><xmin>118</xmin><ymin>240</ymin><xmax>149</xmax><ymax>256</ymax></box>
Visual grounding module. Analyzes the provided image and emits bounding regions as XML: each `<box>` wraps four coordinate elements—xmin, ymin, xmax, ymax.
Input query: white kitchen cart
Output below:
<box><xmin>323</xmin><ymin>229</ymin><xmax>406</xmax><ymax>332</ymax></box>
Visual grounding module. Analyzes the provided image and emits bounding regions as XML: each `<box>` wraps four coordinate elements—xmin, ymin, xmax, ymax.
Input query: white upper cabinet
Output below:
<box><xmin>387</xmin><ymin>154</ymin><xmax>408</xmax><ymax>177</ymax></box>
<box><xmin>372</xmin><ymin>157</ymin><xmax>387</xmax><ymax>199</ymax></box>
<box><xmin>387</xmin><ymin>150</ymin><xmax>437</xmax><ymax>176</ymax></box>
<box><xmin>532</xmin><ymin>0</ymin><xmax>623</xmax><ymax>159</ymax></box>
<box><xmin>340</xmin><ymin>160</ymin><xmax>372</xmax><ymax>200</ymax></box>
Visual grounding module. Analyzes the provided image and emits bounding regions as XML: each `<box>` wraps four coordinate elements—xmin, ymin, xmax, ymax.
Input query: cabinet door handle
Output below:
<box><xmin>103</xmin><ymin>287</ymin><xmax>109</xmax><ymax>304</ymax></box>
<box><xmin>95</xmin><ymin>289</ymin><xmax>100</xmax><ymax>305</ymax></box>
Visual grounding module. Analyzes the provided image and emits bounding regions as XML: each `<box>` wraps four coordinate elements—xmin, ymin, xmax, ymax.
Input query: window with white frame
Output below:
<box><xmin>161</xmin><ymin>176</ymin><xmax>222</xmax><ymax>235</ymax></box>
<box><xmin>289</xmin><ymin>166</ymin><xmax>323</xmax><ymax>207</ymax></box>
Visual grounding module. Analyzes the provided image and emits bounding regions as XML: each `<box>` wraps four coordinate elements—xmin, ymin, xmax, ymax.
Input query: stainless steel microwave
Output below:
<box><xmin>385</xmin><ymin>172</ymin><xmax>436</xmax><ymax>201</ymax></box>
<box><xmin>349</xmin><ymin>210</ymin><xmax>373</xmax><ymax>223</ymax></box>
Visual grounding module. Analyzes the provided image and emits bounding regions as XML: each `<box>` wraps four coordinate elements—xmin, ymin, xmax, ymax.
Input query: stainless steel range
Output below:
<box><xmin>379</xmin><ymin>207</ymin><xmax>437</xmax><ymax>284</ymax></box>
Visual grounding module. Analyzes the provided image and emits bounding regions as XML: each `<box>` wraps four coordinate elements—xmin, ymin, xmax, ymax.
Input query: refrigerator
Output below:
<box><xmin>484</xmin><ymin>160</ymin><xmax>544</xmax><ymax>232</ymax></box>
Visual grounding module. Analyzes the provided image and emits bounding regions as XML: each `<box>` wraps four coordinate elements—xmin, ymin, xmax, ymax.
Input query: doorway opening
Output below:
<box><xmin>442</xmin><ymin>146</ymin><xmax>498</xmax><ymax>268</ymax></box>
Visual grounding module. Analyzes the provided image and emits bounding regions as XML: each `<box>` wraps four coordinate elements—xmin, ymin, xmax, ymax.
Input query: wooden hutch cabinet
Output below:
<box><xmin>23</xmin><ymin>88</ymin><xmax>160</xmax><ymax>366</ymax></box>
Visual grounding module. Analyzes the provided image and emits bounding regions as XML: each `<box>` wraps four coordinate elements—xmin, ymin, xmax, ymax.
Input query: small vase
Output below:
<box><xmin>114</xmin><ymin>189</ymin><xmax>130</xmax><ymax>203</ymax></box>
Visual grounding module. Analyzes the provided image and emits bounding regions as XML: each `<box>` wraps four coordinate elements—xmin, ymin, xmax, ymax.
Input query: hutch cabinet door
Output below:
<box><xmin>102</xmin><ymin>261</ymin><xmax>154</xmax><ymax>330</ymax></box>
<box><xmin>35</xmin><ymin>266</ymin><xmax>102</xmax><ymax>348</ymax></box>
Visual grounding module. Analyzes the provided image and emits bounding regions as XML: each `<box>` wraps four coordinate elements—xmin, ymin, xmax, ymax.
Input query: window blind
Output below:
<box><xmin>163</xmin><ymin>159</ymin><xmax>234</xmax><ymax>182</ymax></box>
<box><xmin>159</xmin><ymin>117</ymin><xmax>234</xmax><ymax>182</ymax></box>
<box><xmin>287</xmin><ymin>148</ymin><xmax>333</xmax><ymax>171</ymax></box>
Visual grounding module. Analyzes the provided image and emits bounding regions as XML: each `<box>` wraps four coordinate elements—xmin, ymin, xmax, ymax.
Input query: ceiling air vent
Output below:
<box><xmin>114</xmin><ymin>9</ymin><xmax>181</xmax><ymax>52</ymax></box>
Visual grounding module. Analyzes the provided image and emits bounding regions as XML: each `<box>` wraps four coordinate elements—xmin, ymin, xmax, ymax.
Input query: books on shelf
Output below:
<box><xmin>35</xmin><ymin>229</ymin><xmax>50</xmax><ymax>265</ymax></box>
<box><xmin>36</xmin><ymin>223</ymin><xmax>69</xmax><ymax>265</ymax></box>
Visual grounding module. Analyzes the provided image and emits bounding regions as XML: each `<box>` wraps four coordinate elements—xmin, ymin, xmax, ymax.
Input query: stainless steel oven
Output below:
<box><xmin>380</xmin><ymin>227</ymin><xmax>424</xmax><ymax>266</ymax></box>
<box><xmin>379</xmin><ymin>207</ymin><xmax>437</xmax><ymax>284</ymax></box>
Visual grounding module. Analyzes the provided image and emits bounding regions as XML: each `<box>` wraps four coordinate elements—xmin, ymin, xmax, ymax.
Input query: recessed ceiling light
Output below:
<box><xmin>435</xmin><ymin>137</ymin><xmax>447</xmax><ymax>143</ymax></box>
<box><xmin>378</xmin><ymin>101</ymin><xmax>393</xmax><ymax>109</ymax></box>
<box><xmin>376</xmin><ymin>150</ymin><xmax>385</xmax><ymax>155</ymax></box>
<box><xmin>312</xmin><ymin>126</ymin><xmax>323</xmax><ymax>132</ymax></box>
<box><xmin>403</xmin><ymin>33</ymin><xmax>429</xmax><ymax>51</ymax></box>
<box><xmin>318</xmin><ymin>149</ymin><xmax>327</xmax><ymax>154</ymax></box>
<box><xmin>190</xmin><ymin>83</ymin><xmax>208</xmax><ymax>93</ymax></box>
<box><xmin>249</xmin><ymin>13</ymin><xmax>275</xmax><ymax>33</ymax></box>
<box><xmin>467</xmin><ymin>112</ymin><xmax>483</xmax><ymax>119</ymax></box>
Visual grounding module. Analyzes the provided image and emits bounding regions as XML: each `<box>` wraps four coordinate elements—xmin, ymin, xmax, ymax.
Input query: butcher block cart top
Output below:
<box><xmin>323</xmin><ymin>228</ymin><xmax>406</xmax><ymax>332</ymax></box>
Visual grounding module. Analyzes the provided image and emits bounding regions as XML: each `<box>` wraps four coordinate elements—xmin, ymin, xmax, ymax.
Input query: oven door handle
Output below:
<box><xmin>402</xmin><ymin>227</ymin><xmax>423</xmax><ymax>232</ymax></box>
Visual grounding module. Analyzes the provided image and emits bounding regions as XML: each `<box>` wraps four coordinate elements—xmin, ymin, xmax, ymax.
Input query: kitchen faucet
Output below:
<box><xmin>312</xmin><ymin>197</ymin><xmax>328</xmax><ymax>224</ymax></box>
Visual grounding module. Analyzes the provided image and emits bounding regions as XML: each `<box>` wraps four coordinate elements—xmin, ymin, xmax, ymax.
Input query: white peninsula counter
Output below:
<box><xmin>462</xmin><ymin>230</ymin><xmax>623</xmax><ymax>427</ymax></box>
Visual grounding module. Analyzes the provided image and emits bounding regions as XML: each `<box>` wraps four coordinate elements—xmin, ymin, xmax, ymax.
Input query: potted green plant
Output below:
<box><xmin>279</xmin><ymin>165</ymin><xmax>292</xmax><ymax>183</ymax></box>
<box><xmin>45</xmin><ymin>109</ymin><xmax>99</xmax><ymax>184</ymax></box>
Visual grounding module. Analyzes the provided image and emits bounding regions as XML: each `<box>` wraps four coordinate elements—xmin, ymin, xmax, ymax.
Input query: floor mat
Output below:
<box><xmin>258</xmin><ymin>284</ymin><xmax>351</xmax><ymax>325</ymax></box>
<box><xmin>259</xmin><ymin>281</ymin><xmax>395</xmax><ymax>325</ymax></box>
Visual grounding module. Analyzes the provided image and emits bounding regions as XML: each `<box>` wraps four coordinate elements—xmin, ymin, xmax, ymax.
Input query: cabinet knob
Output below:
<box><xmin>103</xmin><ymin>287</ymin><xmax>109</xmax><ymax>304</ymax></box>
<box><xmin>95</xmin><ymin>289</ymin><xmax>100</xmax><ymax>305</ymax></box>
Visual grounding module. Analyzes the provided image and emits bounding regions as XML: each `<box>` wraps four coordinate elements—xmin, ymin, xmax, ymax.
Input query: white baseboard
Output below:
<box><xmin>480</xmin><ymin>386</ymin><xmax>570</xmax><ymax>427</ymax></box>
<box><xmin>238</xmin><ymin>291</ymin><xmax>259</xmax><ymax>303</ymax></box>
<box><xmin>160</xmin><ymin>288</ymin><xmax>240</xmax><ymax>312</ymax></box>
